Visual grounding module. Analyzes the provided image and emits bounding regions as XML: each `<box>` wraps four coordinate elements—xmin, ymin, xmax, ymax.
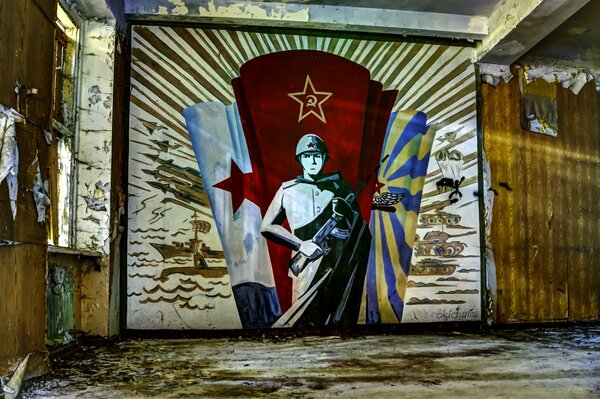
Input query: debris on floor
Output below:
<box><xmin>21</xmin><ymin>326</ymin><xmax>600</xmax><ymax>398</ymax></box>
<box><xmin>3</xmin><ymin>353</ymin><xmax>30</xmax><ymax>399</ymax></box>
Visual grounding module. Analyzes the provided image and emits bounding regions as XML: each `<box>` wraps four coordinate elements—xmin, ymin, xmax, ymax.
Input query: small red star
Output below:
<box><xmin>213</xmin><ymin>158</ymin><xmax>260</xmax><ymax>213</ymax></box>
<box><xmin>288</xmin><ymin>75</ymin><xmax>332</xmax><ymax>124</ymax></box>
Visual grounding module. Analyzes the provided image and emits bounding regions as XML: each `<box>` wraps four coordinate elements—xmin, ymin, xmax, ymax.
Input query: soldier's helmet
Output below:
<box><xmin>295</xmin><ymin>134</ymin><xmax>329</xmax><ymax>162</ymax></box>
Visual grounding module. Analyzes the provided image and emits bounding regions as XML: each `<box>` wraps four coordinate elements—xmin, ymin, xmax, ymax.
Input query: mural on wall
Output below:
<box><xmin>126</xmin><ymin>26</ymin><xmax>481</xmax><ymax>329</ymax></box>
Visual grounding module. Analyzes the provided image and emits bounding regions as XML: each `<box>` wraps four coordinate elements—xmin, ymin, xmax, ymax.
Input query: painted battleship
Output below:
<box><xmin>152</xmin><ymin>215</ymin><xmax>228</xmax><ymax>281</ymax></box>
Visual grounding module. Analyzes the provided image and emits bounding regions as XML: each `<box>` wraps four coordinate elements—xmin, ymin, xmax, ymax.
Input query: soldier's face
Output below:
<box><xmin>301</xmin><ymin>152</ymin><xmax>324</xmax><ymax>176</ymax></box>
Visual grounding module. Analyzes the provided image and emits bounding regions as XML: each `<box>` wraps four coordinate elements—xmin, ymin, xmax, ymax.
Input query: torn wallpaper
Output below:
<box><xmin>519</xmin><ymin>68</ymin><xmax>558</xmax><ymax>137</ymax></box>
<box><xmin>0</xmin><ymin>111</ymin><xmax>20</xmax><ymax>220</ymax></box>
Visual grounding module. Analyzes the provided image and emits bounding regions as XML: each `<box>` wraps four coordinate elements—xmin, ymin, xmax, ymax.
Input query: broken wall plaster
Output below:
<box><xmin>197</xmin><ymin>0</ymin><xmax>310</xmax><ymax>21</ymax></box>
<box><xmin>141</xmin><ymin>0</ymin><xmax>484</xmax><ymax>40</ymax></box>
<box><xmin>479</xmin><ymin>61</ymin><xmax>600</xmax><ymax>94</ymax></box>
<box><xmin>61</xmin><ymin>0</ymin><xmax>115</xmax><ymax>21</ymax></box>
<box><xmin>169</xmin><ymin>0</ymin><xmax>189</xmax><ymax>15</ymax></box>
<box><xmin>521</xmin><ymin>62</ymin><xmax>599</xmax><ymax>94</ymax></box>
<box><xmin>478</xmin><ymin>62</ymin><xmax>515</xmax><ymax>87</ymax></box>
<box><xmin>74</xmin><ymin>19</ymin><xmax>115</xmax><ymax>256</ymax></box>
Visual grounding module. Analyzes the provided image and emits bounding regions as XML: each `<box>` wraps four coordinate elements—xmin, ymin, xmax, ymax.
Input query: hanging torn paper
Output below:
<box><xmin>31</xmin><ymin>153</ymin><xmax>50</xmax><ymax>223</ymax></box>
<box><xmin>0</xmin><ymin>109</ymin><xmax>22</xmax><ymax>220</ymax></box>
<box><xmin>519</xmin><ymin>68</ymin><xmax>558</xmax><ymax>137</ymax></box>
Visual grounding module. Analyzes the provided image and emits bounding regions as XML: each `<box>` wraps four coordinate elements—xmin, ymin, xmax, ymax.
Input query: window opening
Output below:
<box><xmin>52</xmin><ymin>3</ymin><xmax>79</xmax><ymax>247</ymax></box>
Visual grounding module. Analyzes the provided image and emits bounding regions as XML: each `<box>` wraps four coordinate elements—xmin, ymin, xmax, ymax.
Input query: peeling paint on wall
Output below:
<box><xmin>82</xmin><ymin>181</ymin><xmax>109</xmax><ymax>212</ymax></box>
<box><xmin>168</xmin><ymin>0</ymin><xmax>189</xmax><ymax>15</ymax></box>
<box><xmin>155</xmin><ymin>1</ymin><xmax>189</xmax><ymax>16</ymax></box>
<box><xmin>197</xmin><ymin>0</ymin><xmax>309</xmax><ymax>22</ymax></box>
<box><xmin>478</xmin><ymin>63</ymin><xmax>515</xmax><ymax>87</ymax></box>
<box><xmin>479</xmin><ymin>61</ymin><xmax>599</xmax><ymax>94</ymax></box>
<box><xmin>522</xmin><ymin>63</ymin><xmax>599</xmax><ymax>95</ymax></box>
<box><xmin>88</xmin><ymin>85</ymin><xmax>102</xmax><ymax>106</ymax></box>
<box><xmin>74</xmin><ymin>20</ymin><xmax>116</xmax><ymax>255</ymax></box>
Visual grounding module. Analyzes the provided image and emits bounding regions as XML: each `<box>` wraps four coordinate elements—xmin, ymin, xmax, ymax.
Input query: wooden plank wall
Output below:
<box><xmin>482</xmin><ymin>78</ymin><xmax>599</xmax><ymax>323</ymax></box>
<box><xmin>0</xmin><ymin>0</ymin><xmax>56</xmax><ymax>376</ymax></box>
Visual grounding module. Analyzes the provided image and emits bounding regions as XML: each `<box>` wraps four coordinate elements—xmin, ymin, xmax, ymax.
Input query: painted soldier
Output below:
<box><xmin>261</xmin><ymin>134</ymin><xmax>371</xmax><ymax>326</ymax></box>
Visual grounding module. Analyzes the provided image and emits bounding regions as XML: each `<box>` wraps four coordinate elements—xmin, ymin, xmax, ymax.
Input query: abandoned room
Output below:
<box><xmin>1</xmin><ymin>0</ymin><xmax>598</xmax><ymax>397</ymax></box>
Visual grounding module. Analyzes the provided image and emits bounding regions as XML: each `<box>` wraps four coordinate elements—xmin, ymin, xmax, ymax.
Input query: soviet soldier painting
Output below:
<box><xmin>184</xmin><ymin>49</ymin><xmax>439</xmax><ymax>328</ymax></box>
<box><xmin>127</xmin><ymin>27</ymin><xmax>481</xmax><ymax>330</ymax></box>
<box><xmin>261</xmin><ymin>134</ymin><xmax>371</xmax><ymax>326</ymax></box>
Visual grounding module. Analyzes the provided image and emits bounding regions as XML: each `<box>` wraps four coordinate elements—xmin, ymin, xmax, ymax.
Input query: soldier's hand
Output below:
<box><xmin>299</xmin><ymin>240</ymin><xmax>323</xmax><ymax>260</ymax></box>
<box><xmin>332</xmin><ymin>197</ymin><xmax>354</xmax><ymax>219</ymax></box>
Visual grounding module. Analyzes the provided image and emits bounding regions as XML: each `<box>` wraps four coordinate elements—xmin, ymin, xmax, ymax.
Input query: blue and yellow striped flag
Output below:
<box><xmin>361</xmin><ymin>110</ymin><xmax>435</xmax><ymax>324</ymax></box>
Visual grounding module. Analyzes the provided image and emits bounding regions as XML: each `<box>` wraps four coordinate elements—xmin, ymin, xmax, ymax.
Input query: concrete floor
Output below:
<box><xmin>22</xmin><ymin>326</ymin><xmax>599</xmax><ymax>398</ymax></box>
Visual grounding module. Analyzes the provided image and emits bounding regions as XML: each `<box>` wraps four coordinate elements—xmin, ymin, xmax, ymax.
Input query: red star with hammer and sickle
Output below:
<box><xmin>288</xmin><ymin>75</ymin><xmax>332</xmax><ymax>123</ymax></box>
<box><xmin>374</xmin><ymin>179</ymin><xmax>386</xmax><ymax>194</ymax></box>
<box><xmin>213</xmin><ymin>158</ymin><xmax>260</xmax><ymax>213</ymax></box>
